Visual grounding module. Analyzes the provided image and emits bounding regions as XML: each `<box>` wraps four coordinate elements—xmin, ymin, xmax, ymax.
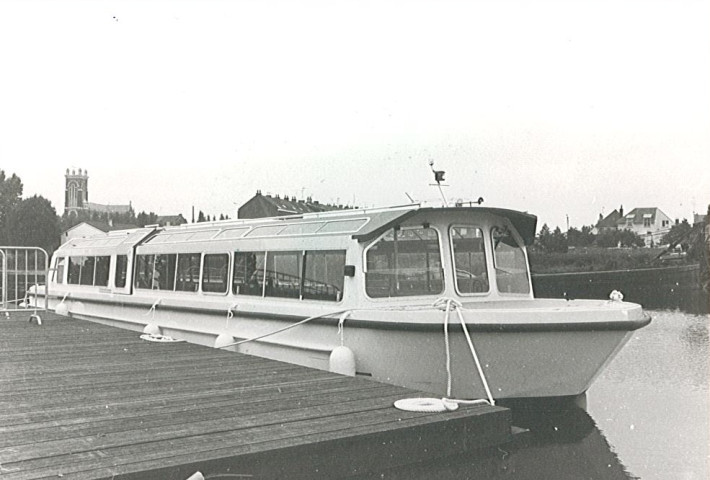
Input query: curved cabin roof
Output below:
<box><xmin>55</xmin><ymin>205</ymin><xmax>538</xmax><ymax>255</ymax></box>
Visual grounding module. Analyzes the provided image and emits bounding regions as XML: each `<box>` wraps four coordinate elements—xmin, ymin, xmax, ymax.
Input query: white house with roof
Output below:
<box><xmin>615</xmin><ymin>207</ymin><xmax>673</xmax><ymax>247</ymax></box>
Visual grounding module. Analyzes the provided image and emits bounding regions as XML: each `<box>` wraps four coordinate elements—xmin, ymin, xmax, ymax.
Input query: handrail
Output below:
<box><xmin>0</xmin><ymin>246</ymin><xmax>49</xmax><ymax>313</ymax></box>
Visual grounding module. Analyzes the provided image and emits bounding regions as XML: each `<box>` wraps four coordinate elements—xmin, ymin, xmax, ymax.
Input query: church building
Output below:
<box><xmin>64</xmin><ymin>168</ymin><xmax>132</xmax><ymax>217</ymax></box>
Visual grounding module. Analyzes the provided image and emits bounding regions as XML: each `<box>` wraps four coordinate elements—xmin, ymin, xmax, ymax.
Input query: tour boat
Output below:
<box><xmin>31</xmin><ymin>203</ymin><xmax>650</xmax><ymax>403</ymax></box>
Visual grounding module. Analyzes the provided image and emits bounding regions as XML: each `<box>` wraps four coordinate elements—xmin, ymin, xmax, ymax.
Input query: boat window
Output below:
<box><xmin>67</xmin><ymin>258</ymin><xmax>80</xmax><ymax>284</ymax></box>
<box><xmin>79</xmin><ymin>257</ymin><xmax>95</xmax><ymax>286</ymax></box>
<box><xmin>134</xmin><ymin>254</ymin><xmax>155</xmax><ymax>289</ymax></box>
<box><xmin>265</xmin><ymin>251</ymin><xmax>302</xmax><ymax>299</ymax></box>
<box><xmin>94</xmin><ymin>256</ymin><xmax>111</xmax><ymax>287</ymax></box>
<box><xmin>492</xmin><ymin>226</ymin><xmax>530</xmax><ymax>294</ymax></box>
<box><xmin>365</xmin><ymin>227</ymin><xmax>444</xmax><ymax>298</ymax></box>
<box><xmin>176</xmin><ymin>253</ymin><xmax>201</xmax><ymax>292</ymax></box>
<box><xmin>115</xmin><ymin>255</ymin><xmax>128</xmax><ymax>288</ymax></box>
<box><xmin>154</xmin><ymin>254</ymin><xmax>177</xmax><ymax>291</ymax></box>
<box><xmin>451</xmin><ymin>227</ymin><xmax>489</xmax><ymax>294</ymax></box>
<box><xmin>202</xmin><ymin>254</ymin><xmax>229</xmax><ymax>293</ymax></box>
<box><xmin>54</xmin><ymin>257</ymin><xmax>65</xmax><ymax>284</ymax></box>
<box><xmin>303</xmin><ymin>250</ymin><xmax>345</xmax><ymax>301</ymax></box>
<box><xmin>233</xmin><ymin>252</ymin><xmax>266</xmax><ymax>296</ymax></box>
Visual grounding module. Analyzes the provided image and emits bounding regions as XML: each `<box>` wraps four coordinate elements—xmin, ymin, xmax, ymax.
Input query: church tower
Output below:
<box><xmin>65</xmin><ymin>168</ymin><xmax>89</xmax><ymax>216</ymax></box>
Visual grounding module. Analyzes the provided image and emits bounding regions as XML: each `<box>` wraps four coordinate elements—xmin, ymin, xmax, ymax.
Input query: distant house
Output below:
<box><xmin>693</xmin><ymin>213</ymin><xmax>707</xmax><ymax>227</ymax></box>
<box><xmin>157</xmin><ymin>214</ymin><xmax>187</xmax><ymax>227</ymax></box>
<box><xmin>616</xmin><ymin>207</ymin><xmax>673</xmax><ymax>247</ymax></box>
<box><xmin>60</xmin><ymin>220</ymin><xmax>138</xmax><ymax>245</ymax></box>
<box><xmin>238</xmin><ymin>190</ymin><xmax>353</xmax><ymax>219</ymax></box>
<box><xmin>593</xmin><ymin>208</ymin><xmax>623</xmax><ymax>235</ymax></box>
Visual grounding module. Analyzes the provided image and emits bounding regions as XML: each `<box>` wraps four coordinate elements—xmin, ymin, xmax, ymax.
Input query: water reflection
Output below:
<box><xmin>357</xmin><ymin>405</ymin><xmax>634</xmax><ymax>479</ymax></box>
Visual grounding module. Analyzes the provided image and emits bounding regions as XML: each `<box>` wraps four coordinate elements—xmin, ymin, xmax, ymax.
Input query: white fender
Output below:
<box><xmin>55</xmin><ymin>302</ymin><xmax>69</xmax><ymax>316</ymax></box>
<box><xmin>143</xmin><ymin>324</ymin><xmax>162</xmax><ymax>336</ymax></box>
<box><xmin>329</xmin><ymin>346</ymin><xmax>356</xmax><ymax>376</ymax></box>
<box><xmin>214</xmin><ymin>333</ymin><xmax>236</xmax><ymax>349</ymax></box>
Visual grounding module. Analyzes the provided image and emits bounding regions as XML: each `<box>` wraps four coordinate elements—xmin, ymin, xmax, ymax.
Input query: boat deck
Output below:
<box><xmin>0</xmin><ymin>311</ymin><xmax>511</xmax><ymax>479</ymax></box>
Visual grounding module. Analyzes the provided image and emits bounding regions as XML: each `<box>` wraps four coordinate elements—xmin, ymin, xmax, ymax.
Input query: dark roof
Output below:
<box><xmin>351</xmin><ymin>207</ymin><xmax>538</xmax><ymax>246</ymax></box>
<box><xmin>596</xmin><ymin>210</ymin><xmax>621</xmax><ymax>229</ymax></box>
<box><xmin>238</xmin><ymin>191</ymin><xmax>352</xmax><ymax>219</ymax></box>
<box><xmin>616</xmin><ymin>207</ymin><xmax>658</xmax><ymax>225</ymax></box>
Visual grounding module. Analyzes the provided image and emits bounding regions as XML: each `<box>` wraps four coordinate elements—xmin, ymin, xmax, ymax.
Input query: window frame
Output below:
<box><xmin>201</xmin><ymin>253</ymin><xmax>230</xmax><ymax>295</ymax></box>
<box><xmin>490</xmin><ymin>225</ymin><xmax>532</xmax><ymax>296</ymax></box>
<box><xmin>449</xmin><ymin>225</ymin><xmax>490</xmax><ymax>296</ymax></box>
<box><xmin>362</xmin><ymin>225</ymin><xmax>445</xmax><ymax>299</ymax></box>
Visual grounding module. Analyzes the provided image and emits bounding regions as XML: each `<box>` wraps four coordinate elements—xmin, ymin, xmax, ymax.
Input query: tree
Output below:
<box><xmin>535</xmin><ymin>224</ymin><xmax>568</xmax><ymax>253</ymax></box>
<box><xmin>661</xmin><ymin>219</ymin><xmax>692</xmax><ymax>249</ymax></box>
<box><xmin>6</xmin><ymin>195</ymin><xmax>61</xmax><ymax>255</ymax></box>
<box><xmin>136</xmin><ymin>211</ymin><xmax>158</xmax><ymax>227</ymax></box>
<box><xmin>197</xmin><ymin>210</ymin><xmax>206</xmax><ymax>223</ymax></box>
<box><xmin>0</xmin><ymin>170</ymin><xmax>24</xmax><ymax>244</ymax></box>
<box><xmin>567</xmin><ymin>225</ymin><xmax>595</xmax><ymax>247</ymax></box>
<box><xmin>595</xmin><ymin>228</ymin><xmax>645</xmax><ymax>248</ymax></box>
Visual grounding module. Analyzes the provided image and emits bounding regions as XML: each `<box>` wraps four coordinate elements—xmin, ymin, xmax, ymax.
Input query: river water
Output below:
<box><xmin>358</xmin><ymin>307</ymin><xmax>709</xmax><ymax>479</ymax></box>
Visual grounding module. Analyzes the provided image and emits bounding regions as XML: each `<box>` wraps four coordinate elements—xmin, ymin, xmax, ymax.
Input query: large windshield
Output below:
<box><xmin>365</xmin><ymin>226</ymin><xmax>443</xmax><ymax>298</ymax></box>
<box><xmin>492</xmin><ymin>226</ymin><xmax>530</xmax><ymax>294</ymax></box>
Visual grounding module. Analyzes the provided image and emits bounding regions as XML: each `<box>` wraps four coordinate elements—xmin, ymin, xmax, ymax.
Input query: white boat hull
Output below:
<box><xmin>34</xmin><ymin>290</ymin><xmax>649</xmax><ymax>401</ymax></box>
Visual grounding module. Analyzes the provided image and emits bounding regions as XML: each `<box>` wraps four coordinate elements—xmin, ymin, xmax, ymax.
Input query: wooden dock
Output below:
<box><xmin>0</xmin><ymin>311</ymin><xmax>512</xmax><ymax>479</ymax></box>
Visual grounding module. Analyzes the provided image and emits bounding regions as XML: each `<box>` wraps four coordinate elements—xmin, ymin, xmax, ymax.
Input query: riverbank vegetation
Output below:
<box><xmin>529</xmin><ymin>216</ymin><xmax>708</xmax><ymax>275</ymax></box>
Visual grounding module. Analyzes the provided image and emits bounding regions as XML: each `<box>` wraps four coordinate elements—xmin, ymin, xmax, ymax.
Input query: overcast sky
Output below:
<box><xmin>2</xmin><ymin>0</ymin><xmax>708</xmax><ymax>230</ymax></box>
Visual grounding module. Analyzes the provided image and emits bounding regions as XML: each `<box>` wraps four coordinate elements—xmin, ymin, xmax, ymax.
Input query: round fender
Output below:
<box><xmin>329</xmin><ymin>346</ymin><xmax>356</xmax><ymax>376</ymax></box>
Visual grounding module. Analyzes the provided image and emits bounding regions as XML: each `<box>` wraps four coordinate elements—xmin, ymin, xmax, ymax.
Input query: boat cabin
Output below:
<box><xmin>49</xmin><ymin>205</ymin><xmax>537</xmax><ymax>306</ymax></box>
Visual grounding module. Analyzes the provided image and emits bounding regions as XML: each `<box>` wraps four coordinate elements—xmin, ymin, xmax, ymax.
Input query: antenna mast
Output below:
<box><xmin>429</xmin><ymin>160</ymin><xmax>449</xmax><ymax>207</ymax></box>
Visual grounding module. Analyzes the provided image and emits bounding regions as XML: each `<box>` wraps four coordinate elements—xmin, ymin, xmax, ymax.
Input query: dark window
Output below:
<box><xmin>67</xmin><ymin>257</ymin><xmax>82</xmax><ymax>284</ymax></box>
<box><xmin>451</xmin><ymin>227</ymin><xmax>489</xmax><ymax>294</ymax></box>
<box><xmin>154</xmin><ymin>254</ymin><xmax>177</xmax><ymax>290</ymax></box>
<box><xmin>265</xmin><ymin>251</ymin><xmax>302</xmax><ymax>298</ymax></box>
<box><xmin>176</xmin><ymin>253</ymin><xmax>201</xmax><ymax>292</ymax></box>
<box><xmin>202</xmin><ymin>254</ymin><xmax>229</xmax><ymax>293</ymax></box>
<box><xmin>134</xmin><ymin>254</ymin><xmax>154</xmax><ymax>289</ymax></box>
<box><xmin>365</xmin><ymin>227</ymin><xmax>443</xmax><ymax>298</ymax></box>
<box><xmin>303</xmin><ymin>250</ymin><xmax>345</xmax><ymax>301</ymax></box>
<box><xmin>232</xmin><ymin>252</ymin><xmax>266</xmax><ymax>296</ymax></box>
<box><xmin>115</xmin><ymin>255</ymin><xmax>128</xmax><ymax>288</ymax></box>
<box><xmin>79</xmin><ymin>257</ymin><xmax>95</xmax><ymax>286</ymax></box>
<box><xmin>94</xmin><ymin>256</ymin><xmax>110</xmax><ymax>287</ymax></box>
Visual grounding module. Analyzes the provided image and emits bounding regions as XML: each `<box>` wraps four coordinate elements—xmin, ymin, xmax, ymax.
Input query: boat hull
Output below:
<box><xmin>33</xmin><ymin>290</ymin><xmax>649</xmax><ymax>401</ymax></box>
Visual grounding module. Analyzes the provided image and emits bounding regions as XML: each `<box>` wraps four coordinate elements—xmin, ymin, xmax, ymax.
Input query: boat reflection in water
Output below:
<box><xmin>356</xmin><ymin>403</ymin><xmax>634</xmax><ymax>479</ymax></box>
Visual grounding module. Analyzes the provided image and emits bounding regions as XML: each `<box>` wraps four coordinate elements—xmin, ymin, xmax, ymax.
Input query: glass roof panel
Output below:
<box><xmin>317</xmin><ymin>218</ymin><xmax>368</xmax><ymax>234</ymax></box>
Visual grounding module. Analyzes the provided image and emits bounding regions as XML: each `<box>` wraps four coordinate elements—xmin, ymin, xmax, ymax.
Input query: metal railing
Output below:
<box><xmin>1</xmin><ymin>246</ymin><xmax>49</xmax><ymax>312</ymax></box>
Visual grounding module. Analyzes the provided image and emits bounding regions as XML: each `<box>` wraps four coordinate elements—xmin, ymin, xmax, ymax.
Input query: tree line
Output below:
<box><xmin>533</xmin><ymin>218</ymin><xmax>705</xmax><ymax>259</ymax></box>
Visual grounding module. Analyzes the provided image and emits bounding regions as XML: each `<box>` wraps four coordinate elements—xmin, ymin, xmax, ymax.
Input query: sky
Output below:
<box><xmin>1</xmin><ymin>0</ymin><xmax>709</xmax><ymax>230</ymax></box>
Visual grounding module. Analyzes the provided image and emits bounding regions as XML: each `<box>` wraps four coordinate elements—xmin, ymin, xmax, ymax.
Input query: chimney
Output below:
<box><xmin>619</xmin><ymin>205</ymin><xmax>624</xmax><ymax>217</ymax></box>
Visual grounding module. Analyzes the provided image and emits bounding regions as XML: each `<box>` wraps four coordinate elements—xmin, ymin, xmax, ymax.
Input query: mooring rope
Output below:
<box><xmin>394</xmin><ymin>297</ymin><xmax>495</xmax><ymax>412</ymax></box>
<box><xmin>216</xmin><ymin>308</ymin><xmax>353</xmax><ymax>349</ymax></box>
